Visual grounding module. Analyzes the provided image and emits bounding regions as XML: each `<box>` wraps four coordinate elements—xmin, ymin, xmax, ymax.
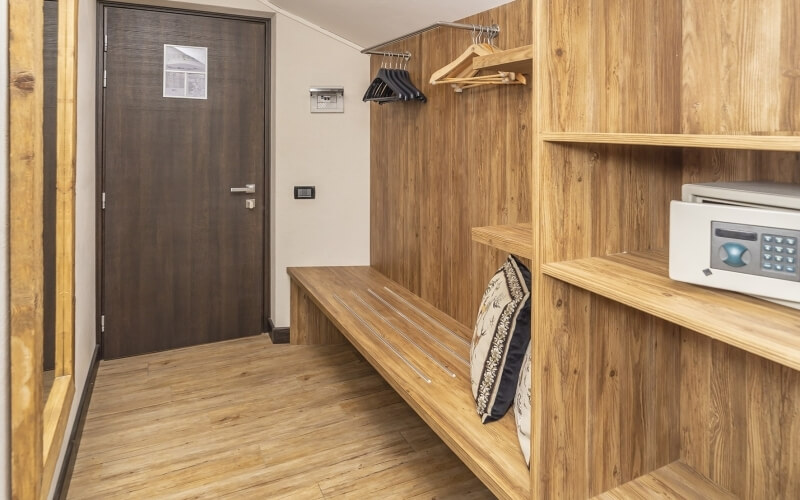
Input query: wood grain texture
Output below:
<box><xmin>55</xmin><ymin>0</ymin><xmax>78</xmax><ymax>380</ymax></box>
<box><xmin>102</xmin><ymin>8</ymin><xmax>267</xmax><ymax>358</ymax></box>
<box><xmin>471</xmin><ymin>223</ymin><xmax>532</xmax><ymax>259</ymax></box>
<box><xmin>542</xmin><ymin>250</ymin><xmax>800</xmax><ymax>372</ymax></box>
<box><xmin>9</xmin><ymin>0</ymin><xmax>45</xmax><ymax>497</ymax></box>
<box><xmin>41</xmin><ymin>376</ymin><xmax>75</xmax><ymax>497</ymax></box>
<box><xmin>674</xmin><ymin>6</ymin><xmax>800</xmax><ymax>496</ymax></box>
<box><xmin>542</xmin><ymin>132</ymin><xmax>800</xmax><ymax>152</ymax></box>
<box><xmin>67</xmin><ymin>336</ymin><xmax>494</xmax><ymax>499</ymax></box>
<box><xmin>472</xmin><ymin>44</ymin><xmax>533</xmax><ymax>74</ymax></box>
<box><xmin>290</xmin><ymin>279</ymin><xmax>345</xmax><ymax>345</ymax></box>
<box><xmin>288</xmin><ymin>266</ymin><xmax>529</xmax><ymax>500</ymax></box>
<box><xmin>531</xmin><ymin>1</ymin><xmax>683</xmax><ymax>497</ymax></box>
<box><xmin>592</xmin><ymin>460</ymin><xmax>737</xmax><ymax>500</ymax></box>
<box><xmin>370</xmin><ymin>0</ymin><xmax>532</xmax><ymax>328</ymax></box>
<box><xmin>680</xmin><ymin>331</ymin><xmax>800</xmax><ymax>498</ymax></box>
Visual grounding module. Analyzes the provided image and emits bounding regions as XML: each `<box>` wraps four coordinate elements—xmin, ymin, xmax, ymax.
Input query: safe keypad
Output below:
<box><xmin>763</xmin><ymin>235</ymin><xmax>798</xmax><ymax>274</ymax></box>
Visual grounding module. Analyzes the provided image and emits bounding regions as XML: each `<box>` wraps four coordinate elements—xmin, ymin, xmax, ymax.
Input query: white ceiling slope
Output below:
<box><xmin>268</xmin><ymin>0</ymin><xmax>515</xmax><ymax>49</ymax></box>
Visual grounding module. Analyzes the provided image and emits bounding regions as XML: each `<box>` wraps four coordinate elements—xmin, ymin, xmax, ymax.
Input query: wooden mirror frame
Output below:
<box><xmin>9</xmin><ymin>0</ymin><xmax>78</xmax><ymax>497</ymax></box>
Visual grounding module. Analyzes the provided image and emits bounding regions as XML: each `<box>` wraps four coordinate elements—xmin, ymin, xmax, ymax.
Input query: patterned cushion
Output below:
<box><xmin>470</xmin><ymin>255</ymin><xmax>532</xmax><ymax>423</ymax></box>
<box><xmin>515</xmin><ymin>343</ymin><xmax>531</xmax><ymax>466</ymax></box>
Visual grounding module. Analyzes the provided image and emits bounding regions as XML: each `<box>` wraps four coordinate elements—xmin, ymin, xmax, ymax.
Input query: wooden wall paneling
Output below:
<box><xmin>56</xmin><ymin>0</ymin><xmax>78</xmax><ymax>379</ymax></box>
<box><xmin>370</xmin><ymin>0</ymin><xmax>533</xmax><ymax>328</ymax></box>
<box><xmin>587</xmin><ymin>298</ymin><xmax>682</xmax><ymax>494</ymax></box>
<box><xmin>289</xmin><ymin>279</ymin><xmax>345</xmax><ymax>345</ymax></box>
<box><xmin>532</xmin><ymin>0</ymin><xmax>684</xmax><ymax>497</ymax></box>
<box><xmin>680</xmin><ymin>329</ymin><xmax>800</xmax><ymax>498</ymax></box>
<box><xmin>677</xmin><ymin>6</ymin><xmax>800</xmax><ymax>494</ymax></box>
<box><xmin>9</xmin><ymin>0</ymin><xmax>45</xmax><ymax>497</ymax></box>
<box><xmin>780</xmin><ymin>0</ymin><xmax>800</xmax><ymax>131</ymax></box>
<box><xmin>682</xmin><ymin>0</ymin><xmax>784</xmax><ymax>135</ymax></box>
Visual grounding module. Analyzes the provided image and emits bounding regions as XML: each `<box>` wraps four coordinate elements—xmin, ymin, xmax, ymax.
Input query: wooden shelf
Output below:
<box><xmin>471</xmin><ymin>223</ymin><xmax>533</xmax><ymax>259</ymax></box>
<box><xmin>472</xmin><ymin>45</ymin><xmax>533</xmax><ymax>74</ymax></box>
<box><xmin>592</xmin><ymin>461</ymin><xmax>737</xmax><ymax>499</ymax></box>
<box><xmin>542</xmin><ymin>249</ymin><xmax>800</xmax><ymax>371</ymax></box>
<box><xmin>541</xmin><ymin>132</ymin><xmax>800</xmax><ymax>152</ymax></box>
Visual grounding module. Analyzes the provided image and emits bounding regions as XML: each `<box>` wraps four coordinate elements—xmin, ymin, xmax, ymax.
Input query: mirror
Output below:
<box><xmin>9</xmin><ymin>0</ymin><xmax>78</xmax><ymax>496</ymax></box>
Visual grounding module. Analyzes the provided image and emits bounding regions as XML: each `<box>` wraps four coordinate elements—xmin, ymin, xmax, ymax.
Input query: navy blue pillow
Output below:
<box><xmin>470</xmin><ymin>254</ymin><xmax>532</xmax><ymax>423</ymax></box>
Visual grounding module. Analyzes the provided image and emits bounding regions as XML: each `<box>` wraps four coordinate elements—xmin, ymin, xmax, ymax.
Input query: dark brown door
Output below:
<box><xmin>101</xmin><ymin>6</ymin><xmax>268</xmax><ymax>359</ymax></box>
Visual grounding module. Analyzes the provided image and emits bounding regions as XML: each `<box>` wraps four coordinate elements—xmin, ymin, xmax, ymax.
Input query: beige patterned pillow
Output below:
<box><xmin>470</xmin><ymin>255</ymin><xmax>532</xmax><ymax>423</ymax></box>
<box><xmin>515</xmin><ymin>343</ymin><xmax>531</xmax><ymax>466</ymax></box>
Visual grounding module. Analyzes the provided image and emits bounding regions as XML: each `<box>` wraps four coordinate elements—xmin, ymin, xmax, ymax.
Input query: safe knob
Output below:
<box><xmin>719</xmin><ymin>242</ymin><xmax>750</xmax><ymax>268</ymax></box>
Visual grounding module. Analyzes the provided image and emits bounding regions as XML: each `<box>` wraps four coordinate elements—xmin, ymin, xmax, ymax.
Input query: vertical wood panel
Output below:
<box><xmin>289</xmin><ymin>280</ymin><xmax>345</xmax><ymax>345</ymax></box>
<box><xmin>532</xmin><ymin>1</ymin><xmax>683</xmax><ymax>497</ymax></box>
<box><xmin>9</xmin><ymin>0</ymin><xmax>45</xmax><ymax>497</ymax></box>
<box><xmin>56</xmin><ymin>0</ymin><xmax>78</xmax><ymax>378</ymax></box>
<box><xmin>681</xmin><ymin>331</ymin><xmax>800</xmax><ymax>498</ymax></box>
<box><xmin>780</xmin><ymin>0</ymin><xmax>800</xmax><ymax>131</ymax></box>
<box><xmin>370</xmin><ymin>0</ymin><xmax>532</xmax><ymax>327</ymax></box>
<box><xmin>678</xmin><ymin>4</ymin><xmax>800</xmax><ymax>495</ymax></box>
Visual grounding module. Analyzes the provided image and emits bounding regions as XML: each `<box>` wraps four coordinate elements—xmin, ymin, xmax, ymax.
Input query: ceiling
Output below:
<box><xmin>268</xmin><ymin>0</ymin><xmax>515</xmax><ymax>49</ymax></box>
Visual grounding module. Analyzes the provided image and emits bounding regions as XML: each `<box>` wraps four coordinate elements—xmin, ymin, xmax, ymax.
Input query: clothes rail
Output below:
<box><xmin>361</xmin><ymin>22</ymin><xmax>500</xmax><ymax>54</ymax></box>
<box><xmin>362</xmin><ymin>50</ymin><xmax>412</xmax><ymax>58</ymax></box>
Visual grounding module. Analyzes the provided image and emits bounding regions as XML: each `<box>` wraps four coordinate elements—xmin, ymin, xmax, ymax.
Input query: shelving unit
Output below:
<box><xmin>541</xmin><ymin>132</ymin><xmax>800</xmax><ymax>152</ymax></box>
<box><xmin>471</xmin><ymin>223</ymin><xmax>533</xmax><ymax>259</ymax></box>
<box><xmin>592</xmin><ymin>461</ymin><xmax>737</xmax><ymax>500</ymax></box>
<box><xmin>543</xmin><ymin>250</ymin><xmax>800</xmax><ymax>371</ymax></box>
<box><xmin>528</xmin><ymin>1</ymin><xmax>800</xmax><ymax>499</ymax></box>
<box><xmin>472</xmin><ymin>45</ymin><xmax>533</xmax><ymax>74</ymax></box>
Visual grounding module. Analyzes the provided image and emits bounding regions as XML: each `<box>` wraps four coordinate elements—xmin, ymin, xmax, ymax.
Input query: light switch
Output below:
<box><xmin>294</xmin><ymin>186</ymin><xmax>316</xmax><ymax>199</ymax></box>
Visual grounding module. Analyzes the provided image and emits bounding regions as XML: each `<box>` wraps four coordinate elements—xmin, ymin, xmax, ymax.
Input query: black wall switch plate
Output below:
<box><xmin>294</xmin><ymin>186</ymin><xmax>316</xmax><ymax>199</ymax></box>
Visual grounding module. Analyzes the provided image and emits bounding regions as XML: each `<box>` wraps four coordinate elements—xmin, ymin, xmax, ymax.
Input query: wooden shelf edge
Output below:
<box><xmin>542</xmin><ymin>250</ymin><xmax>800</xmax><ymax>372</ymax></box>
<box><xmin>471</xmin><ymin>223</ymin><xmax>533</xmax><ymax>259</ymax></box>
<box><xmin>540</xmin><ymin>132</ymin><xmax>800</xmax><ymax>152</ymax></box>
<box><xmin>472</xmin><ymin>44</ymin><xmax>533</xmax><ymax>74</ymax></box>
<box><xmin>592</xmin><ymin>460</ymin><xmax>737</xmax><ymax>499</ymax></box>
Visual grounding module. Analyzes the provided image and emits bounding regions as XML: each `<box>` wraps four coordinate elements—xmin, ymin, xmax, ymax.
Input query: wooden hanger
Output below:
<box><xmin>429</xmin><ymin>43</ymin><xmax>495</xmax><ymax>85</ymax></box>
<box><xmin>430</xmin><ymin>42</ymin><xmax>527</xmax><ymax>92</ymax></box>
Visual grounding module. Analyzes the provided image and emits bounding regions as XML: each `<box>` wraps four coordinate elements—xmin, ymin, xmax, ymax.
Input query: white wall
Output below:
<box><xmin>47</xmin><ymin>0</ymin><xmax>98</xmax><ymax>496</ymax></box>
<box><xmin>270</xmin><ymin>13</ymin><xmax>371</xmax><ymax>326</ymax></box>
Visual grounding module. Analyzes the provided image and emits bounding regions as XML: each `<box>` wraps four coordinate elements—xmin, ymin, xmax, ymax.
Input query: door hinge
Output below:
<box><xmin>104</xmin><ymin>34</ymin><xmax>108</xmax><ymax>52</ymax></box>
<box><xmin>103</xmin><ymin>69</ymin><xmax>107</xmax><ymax>88</ymax></box>
<box><xmin>102</xmin><ymin>192</ymin><xmax>106</xmax><ymax>209</ymax></box>
<box><xmin>101</xmin><ymin>315</ymin><xmax>105</xmax><ymax>332</ymax></box>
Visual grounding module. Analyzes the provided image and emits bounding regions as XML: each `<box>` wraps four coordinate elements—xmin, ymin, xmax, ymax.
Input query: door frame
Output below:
<box><xmin>95</xmin><ymin>1</ymin><xmax>272</xmax><ymax>356</ymax></box>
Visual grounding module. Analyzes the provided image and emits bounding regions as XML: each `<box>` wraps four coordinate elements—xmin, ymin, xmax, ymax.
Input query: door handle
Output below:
<box><xmin>231</xmin><ymin>184</ymin><xmax>256</xmax><ymax>194</ymax></box>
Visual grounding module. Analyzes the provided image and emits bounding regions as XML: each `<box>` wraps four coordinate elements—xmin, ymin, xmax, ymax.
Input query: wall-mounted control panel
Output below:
<box><xmin>310</xmin><ymin>87</ymin><xmax>344</xmax><ymax>113</ymax></box>
<box><xmin>670</xmin><ymin>182</ymin><xmax>800</xmax><ymax>310</ymax></box>
<box><xmin>294</xmin><ymin>186</ymin><xmax>316</xmax><ymax>199</ymax></box>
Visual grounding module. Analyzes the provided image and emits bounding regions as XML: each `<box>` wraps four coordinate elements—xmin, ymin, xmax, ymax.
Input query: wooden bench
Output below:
<box><xmin>288</xmin><ymin>266</ymin><xmax>530</xmax><ymax>500</ymax></box>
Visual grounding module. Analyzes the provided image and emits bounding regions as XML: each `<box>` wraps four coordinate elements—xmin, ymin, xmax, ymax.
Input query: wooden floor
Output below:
<box><xmin>68</xmin><ymin>336</ymin><xmax>494</xmax><ymax>499</ymax></box>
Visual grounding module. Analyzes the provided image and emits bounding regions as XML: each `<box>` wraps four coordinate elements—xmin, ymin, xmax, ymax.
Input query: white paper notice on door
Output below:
<box><xmin>163</xmin><ymin>44</ymin><xmax>207</xmax><ymax>99</ymax></box>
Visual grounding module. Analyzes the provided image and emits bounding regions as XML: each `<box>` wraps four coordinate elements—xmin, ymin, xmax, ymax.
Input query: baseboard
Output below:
<box><xmin>54</xmin><ymin>344</ymin><xmax>101</xmax><ymax>500</ymax></box>
<box><xmin>267</xmin><ymin>318</ymin><xmax>290</xmax><ymax>344</ymax></box>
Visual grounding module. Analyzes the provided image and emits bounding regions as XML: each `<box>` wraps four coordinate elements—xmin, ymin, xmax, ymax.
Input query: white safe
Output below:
<box><xmin>669</xmin><ymin>181</ymin><xmax>800</xmax><ymax>309</ymax></box>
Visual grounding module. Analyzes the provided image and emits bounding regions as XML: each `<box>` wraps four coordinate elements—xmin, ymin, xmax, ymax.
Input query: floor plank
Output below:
<box><xmin>68</xmin><ymin>336</ymin><xmax>494</xmax><ymax>499</ymax></box>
